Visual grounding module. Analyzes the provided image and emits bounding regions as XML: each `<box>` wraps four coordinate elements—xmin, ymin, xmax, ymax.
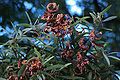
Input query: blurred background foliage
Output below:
<box><xmin>0</xmin><ymin>0</ymin><xmax>120</xmax><ymax>51</ymax></box>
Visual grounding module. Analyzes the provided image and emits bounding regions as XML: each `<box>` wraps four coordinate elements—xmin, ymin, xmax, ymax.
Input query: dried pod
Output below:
<box><xmin>61</xmin><ymin>49</ymin><xmax>73</xmax><ymax>60</ymax></box>
<box><xmin>26</xmin><ymin>57</ymin><xmax>43</xmax><ymax>76</ymax></box>
<box><xmin>8</xmin><ymin>75</ymin><xmax>18</xmax><ymax>80</ymax></box>
<box><xmin>47</xmin><ymin>3</ymin><xmax>59</xmax><ymax>13</ymax></box>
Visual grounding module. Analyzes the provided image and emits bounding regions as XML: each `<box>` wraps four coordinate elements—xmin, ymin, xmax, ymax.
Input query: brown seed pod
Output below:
<box><xmin>8</xmin><ymin>75</ymin><xmax>18</xmax><ymax>80</ymax></box>
<box><xmin>47</xmin><ymin>3</ymin><xmax>59</xmax><ymax>13</ymax></box>
<box><xmin>26</xmin><ymin>57</ymin><xmax>43</xmax><ymax>76</ymax></box>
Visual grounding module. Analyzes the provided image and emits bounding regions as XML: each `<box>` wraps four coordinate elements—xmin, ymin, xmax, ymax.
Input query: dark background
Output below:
<box><xmin>0</xmin><ymin>0</ymin><xmax>120</xmax><ymax>52</ymax></box>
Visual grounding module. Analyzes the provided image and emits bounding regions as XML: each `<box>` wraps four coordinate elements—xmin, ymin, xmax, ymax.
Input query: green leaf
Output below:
<box><xmin>88</xmin><ymin>72</ymin><xmax>92</xmax><ymax>80</ymax></box>
<box><xmin>59</xmin><ymin>63</ymin><xmax>72</xmax><ymax>70</ymax></box>
<box><xmin>41</xmin><ymin>74</ymin><xmax>46</xmax><ymax>80</ymax></box>
<box><xmin>30</xmin><ymin>75</ymin><xmax>38</xmax><ymax>80</ymax></box>
<box><xmin>108</xmin><ymin>56</ymin><xmax>120</xmax><ymax>61</ymax></box>
<box><xmin>43</xmin><ymin>56</ymin><xmax>54</xmax><ymax>65</ymax></box>
<box><xmin>34</xmin><ymin>47</ymin><xmax>42</xmax><ymax>60</ymax></box>
<box><xmin>109</xmin><ymin>52</ymin><xmax>118</xmax><ymax>55</ymax></box>
<box><xmin>18</xmin><ymin>29</ymin><xmax>22</xmax><ymax>37</ymax></box>
<box><xmin>18</xmin><ymin>65</ymin><xmax>26</xmax><ymax>77</ymax></box>
<box><xmin>54</xmin><ymin>37</ymin><xmax>58</xmax><ymax>45</ymax></box>
<box><xmin>25</xmin><ymin>11</ymin><xmax>32</xmax><ymax>25</ymax></box>
<box><xmin>34</xmin><ymin>15</ymin><xmax>41</xmax><ymax>25</ymax></box>
<box><xmin>90</xmin><ymin>13</ymin><xmax>96</xmax><ymax>20</ymax></box>
<box><xmin>70</xmin><ymin>21</ymin><xmax>80</xmax><ymax>27</ymax></box>
<box><xmin>2</xmin><ymin>59</ymin><xmax>10</xmax><ymax>63</ymax></box>
<box><xmin>100</xmin><ymin>5</ymin><xmax>112</xmax><ymax>15</ymax></box>
<box><xmin>37</xmin><ymin>75</ymin><xmax>43</xmax><ymax>80</ymax></box>
<box><xmin>103</xmin><ymin>16</ymin><xmax>117</xmax><ymax>22</ymax></box>
<box><xmin>22</xmin><ymin>28</ymin><xmax>32</xmax><ymax>34</ymax></box>
<box><xmin>71</xmin><ymin>16</ymin><xmax>74</xmax><ymax>22</ymax></box>
<box><xmin>104</xmin><ymin>42</ymin><xmax>110</xmax><ymax>48</ymax></box>
<box><xmin>76</xmin><ymin>16</ymin><xmax>90</xmax><ymax>21</ymax></box>
<box><xmin>95</xmin><ymin>41</ymin><xmax>106</xmax><ymax>44</ymax></box>
<box><xmin>81</xmin><ymin>16</ymin><xmax>90</xmax><ymax>20</ymax></box>
<box><xmin>46</xmin><ymin>64</ymin><xmax>63</xmax><ymax>71</ymax></box>
<box><xmin>71</xmin><ymin>17</ymin><xmax>90</xmax><ymax>27</ymax></box>
<box><xmin>60</xmin><ymin>76</ymin><xmax>84</xmax><ymax>80</ymax></box>
<box><xmin>11</xmin><ymin>22</ymin><xmax>17</xmax><ymax>33</ymax></box>
<box><xmin>44</xmin><ymin>45</ymin><xmax>55</xmax><ymax>51</ymax></box>
<box><xmin>102</xmin><ymin>50</ymin><xmax>110</xmax><ymax>66</ymax></box>
<box><xmin>17</xmin><ymin>23</ymin><xmax>31</xmax><ymax>27</ymax></box>
<box><xmin>82</xmin><ymin>19</ymin><xmax>90</xmax><ymax>24</ymax></box>
<box><xmin>40</xmin><ymin>71</ymin><xmax>55</xmax><ymax>80</ymax></box>
<box><xmin>114</xmin><ymin>73</ymin><xmax>120</xmax><ymax>80</ymax></box>
<box><xmin>0</xmin><ymin>78</ymin><xmax>6</xmax><ymax>80</ymax></box>
<box><xmin>101</xmin><ymin>27</ymin><xmax>112</xmax><ymax>31</ymax></box>
<box><xmin>40</xmin><ymin>4</ymin><xmax>46</xmax><ymax>9</ymax></box>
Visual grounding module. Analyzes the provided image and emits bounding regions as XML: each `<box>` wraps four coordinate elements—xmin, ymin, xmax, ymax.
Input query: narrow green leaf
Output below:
<box><xmin>17</xmin><ymin>23</ymin><xmax>31</xmax><ymax>27</ymax></box>
<box><xmin>70</xmin><ymin>21</ymin><xmax>80</xmax><ymax>27</ymax></box>
<box><xmin>34</xmin><ymin>47</ymin><xmax>42</xmax><ymax>60</ymax></box>
<box><xmin>18</xmin><ymin>65</ymin><xmax>26</xmax><ymax>77</ymax></box>
<box><xmin>22</xmin><ymin>28</ymin><xmax>32</xmax><ymax>34</ymax></box>
<box><xmin>90</xmin><ymin>13</ymin><xmax>96</xmax><ymax>19</ymax></box>
<box><xmin>60</xmin><ymin>76</ymin><xmax>84</xmax><ymax>80</ymax></box>
<box><xmin>54</xmin><ymin>37</ymin><xmax>58</xmax><ymax>44</ymax></box>
<box><xmin>71</xmin><ymin>16</ymin><xmax>74</xmax><ymax>22</ymax></box>
<box><xmin>76</xmin><ymin>16</ymin><xmax>90</xmax><ymax>21</ymax></box>
<box><xmin>102</xmin><ymin>50</ymin><xmax>110</xmax><ymax>65</ymax></box>
<box><xmin>30</xmin><ymin>75</ymin><xmax>38</xmax><ymax>80</ymax></box>
<box><xmin>18</xmin><ymin>29</ymin><xmax>22</xmax><ymax>37</ymax></box>
<box><xmin>104</xmin><ymin>43</ymin><xmax>110</xmax><ymax>48</ymax></box>
<box><xmin>103</xmin><ymin>16</ymin><xmax>117</xmax><ymax>22</ymax></box>
<box><xmin>43</xmin><ymin>56</ymin><xmax>54</xmax><ymax>65</ymax></box>
<box><xmin>25</xmin><ymin>11</ymin><xmax>32</xmax><ymax>25</ymax></box>
<box><xmin>11</xmin><ymin>22</ymin><xmax>17</xmax><ymax>33</ymax></box>
<box><xmin>88</xmin><ymin>72</ymin><xmax>92</xmax><ymax>80</ymax></box>
<box><xmin>46</xmin><ymin>64</ymin><xmax>63</xmax><ymax>71</ymax></box>
<box><xmin>41</xmin><ymin>71</ymin><xmax>55</xmax><ymax>80</ymax></box>
<box><xmin>108</xmin><ymin>56</ymin><xmax>120</xmax><ymax>61</ymax></box>
<box><xmin>109</xmin><ymin>52</ymin><xmax>118</xmax><ymax>55</ymax></box>
<box><xmin>0</xmin><ymin>78</ymin><xmax>6</xmax><ymax>80</ymax></box>
<box><xmin>101</xmin><ymin>27</ymin><xmax>112</xmax><ymax>31</ymax></box>
<box><xmin>37</xmin><ymin>75</ymin><xmax>43</xmax><ymax>80</ymax></box>
<box><xmin>114</xmin><ymin>74</ymin><xmax>120</xmax><ymax>80</ymax></box>
<box><xmin>59</xmin><ymin>63</ymin><xmax>72</xmax><ymax>70</ymax></box>
<box><xmin>41</xmin><ymin>74</ymin><xmax>46</xmax><ymax>80</ymax></box>
<box><xmin>2</xmin><ymin>59</ymin><xmax>10</xmax><ymax>63</ymax></box>
<box><xmin>34</xmin><ymin>15</ymin><xmax>41</xmax><ymax>25</ymax></box>
<box><xmin>82</xmin><ymin>19</ymin><xmax>90</xmax><ymax>24</ymax></box>
<box><xmin>81</xmin><ymin>16</ymin><xmax>90</xmax><ymax>20</ymax></box>
<box><xmin>100</xmin><ymin>5</ymin><xmax>112</xmax><ymax>15</ymax></box>
<box><xmin>40</xmin><ymin>4</ymin><xmax>46</xmax><ymax>9</ymax></box>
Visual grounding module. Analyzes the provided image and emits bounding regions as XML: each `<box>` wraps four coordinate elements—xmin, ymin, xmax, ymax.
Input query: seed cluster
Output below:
<box><xmin>41</xmin><ymin>3</ymin><xmax>72</xmax><ymax>37</ymax></box>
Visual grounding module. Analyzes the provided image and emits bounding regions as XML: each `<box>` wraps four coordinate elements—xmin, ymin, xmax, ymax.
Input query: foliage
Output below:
<box><xmin>0</xmin><ymin>3</ymin><xmax>119</xmax><ymax>80</ymax></box>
